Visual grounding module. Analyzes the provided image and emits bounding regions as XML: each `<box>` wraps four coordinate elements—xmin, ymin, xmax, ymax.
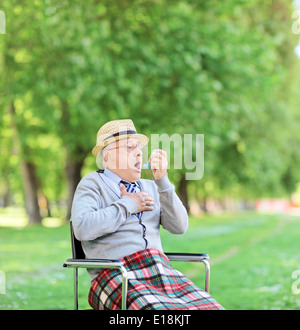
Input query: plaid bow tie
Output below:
<box><xmin>120</xmin><ymin>180</ymin><xmax>142</xmax><ymax>219</ymax></box>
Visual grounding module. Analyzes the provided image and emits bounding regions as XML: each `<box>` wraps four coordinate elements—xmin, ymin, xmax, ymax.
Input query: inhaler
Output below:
<box><xmin>142</xmin><ymin>151</ymin><xmax>155</xmax><ymax>169</ymax></box>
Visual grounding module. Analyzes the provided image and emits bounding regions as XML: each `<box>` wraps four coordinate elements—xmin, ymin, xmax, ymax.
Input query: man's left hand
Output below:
<box><xmin>150</xmin><ymin>149</ymin><xmax>168</xmax><ymax>180</ymax></box>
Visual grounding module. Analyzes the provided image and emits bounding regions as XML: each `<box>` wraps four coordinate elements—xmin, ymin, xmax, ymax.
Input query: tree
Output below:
<box><xmin>1</xmin><ymin>0</ymin><xmax>299</xmax><ymax>222</ymax></box>
<box><xmin>0</xmin><ymin>1</ymin><xmax>49</xmax><ymax>223</ymax></box>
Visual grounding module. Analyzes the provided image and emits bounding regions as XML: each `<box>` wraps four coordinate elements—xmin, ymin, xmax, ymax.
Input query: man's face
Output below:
<box><xmin>104</xmin><ymin>137</ymin><xmax>143</xmax><ymax>182</ymax></box>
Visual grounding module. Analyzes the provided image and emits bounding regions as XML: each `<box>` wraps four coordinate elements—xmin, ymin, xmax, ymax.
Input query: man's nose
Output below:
<box><xmin>134</xmin><ymin>145</ymin><xmax>142</xmax><ymax>156</ymax></box>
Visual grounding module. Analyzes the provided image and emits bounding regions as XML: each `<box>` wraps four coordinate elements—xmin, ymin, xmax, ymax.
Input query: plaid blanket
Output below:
<box><xmin>88</xmin><ymin>249</ymin><xmax>224</xmax><ymax>310</ymax></box>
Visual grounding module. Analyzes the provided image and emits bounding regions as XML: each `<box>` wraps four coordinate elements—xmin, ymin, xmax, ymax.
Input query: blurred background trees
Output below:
<box><xmin>0</xmin><ymin>0</ymin><xmax>300</xmax><ymax>224</ymax></box>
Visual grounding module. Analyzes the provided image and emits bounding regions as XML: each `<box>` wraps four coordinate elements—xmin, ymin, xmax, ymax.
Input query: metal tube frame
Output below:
<box><xmin>74</xmin><ymin>268</ymin><xmax>78</xmax><ymax>310</ymax></box>
<box><xmin>64</xmin><ymin>260</ymin><xmax>128</xmax><ymax>310</ymax></box>
<box><xmin>201</xmin><ymin>259</ymin><xmax>210</xmax><ymax>293</ymax></box>
<box><xmin>166</xmin><ymin>253</ymin><xmax>210</xmax><ymax>293</ymax></box>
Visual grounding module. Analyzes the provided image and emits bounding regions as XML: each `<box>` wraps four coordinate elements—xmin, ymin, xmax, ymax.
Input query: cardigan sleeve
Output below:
<box><xmin>154</xmin><ymin>174</ymin><xmax>188</xmax><ymax>234</ymax></box>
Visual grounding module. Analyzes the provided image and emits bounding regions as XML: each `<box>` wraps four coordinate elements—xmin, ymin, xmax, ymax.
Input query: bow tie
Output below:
<box><xmin>120</xmin><ymin>180</ymin><xmax>139</xmax><ymax>193</ymax></box>
<box><xmin>119</xmin><ymin>180</ymin><xmax>142</xmax><ymax>220</ymax></box>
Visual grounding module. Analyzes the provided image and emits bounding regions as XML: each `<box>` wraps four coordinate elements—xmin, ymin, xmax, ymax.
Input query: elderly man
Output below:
<box><xmin>71</xmin><ymin>119</ymin><xmax>223</xmax><ymax>310</ymax></box>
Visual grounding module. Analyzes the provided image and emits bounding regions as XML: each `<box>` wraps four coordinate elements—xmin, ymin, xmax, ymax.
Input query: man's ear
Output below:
<box><xmin>103</xmin><ymin>149</ymin><xmax>109</xmax><ymax>163</ymax></box>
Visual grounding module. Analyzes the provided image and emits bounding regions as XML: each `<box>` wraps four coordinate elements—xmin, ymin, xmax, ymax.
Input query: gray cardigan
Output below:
<box><xmin>71</xmin><ymin>170</ymin><xmax>188</xmax><ymax>280</ymax></box>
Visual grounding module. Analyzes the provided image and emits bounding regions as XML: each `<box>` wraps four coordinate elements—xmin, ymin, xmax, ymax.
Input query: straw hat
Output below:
<box><xmin>92</xmin><ymin>119</ymin><xmax>149</xmax><ymax>156</ymax></box>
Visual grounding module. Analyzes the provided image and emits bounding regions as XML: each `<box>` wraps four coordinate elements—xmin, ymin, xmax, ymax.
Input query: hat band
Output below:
<box><xmin>103</xmin><ymin>130</ymin><xmax>137</xmax><ymax>141</ymax></box>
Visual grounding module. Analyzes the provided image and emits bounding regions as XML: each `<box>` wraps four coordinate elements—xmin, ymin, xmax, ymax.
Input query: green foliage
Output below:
<box><xmin>0</xmin><ymin>0</ymin><xmax>300</xmax><ymax>210</ymax></box>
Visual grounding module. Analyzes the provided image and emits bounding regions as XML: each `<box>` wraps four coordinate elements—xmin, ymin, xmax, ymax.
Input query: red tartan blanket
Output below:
<box><xmin>88</xmin><ymin>248</ymin><xmax>224</xmax><ymax>310</ymax></box>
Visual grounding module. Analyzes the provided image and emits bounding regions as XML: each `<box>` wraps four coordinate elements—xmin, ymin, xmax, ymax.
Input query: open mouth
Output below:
<box><xmin>134</xmin><ymin>161</ymin><xmax>142</xmax><ymax>171</ymax></box>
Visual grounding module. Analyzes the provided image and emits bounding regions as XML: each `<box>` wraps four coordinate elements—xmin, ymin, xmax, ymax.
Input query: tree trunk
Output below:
<box><xmin>2</xmin><ymin>178</ymin><xmax>11</xmax><ymax>207</ymax></box>
<box><xmin>200</xmin><ymin>196</ymin><xmax>208</xmax><ymax>213</ymax></box>
<box><xmin>65</xmin><ymin>155</ymin><xmax>85</xmax><ymax>220</ymax></box>
<box><xmin>60</xmin><ymin>100</ymin><xmax>88</xmax><ymax>220</ymax></box>
<box><xmin>21</xmin><ymin>161</ymin><xmax>42</xmax><ymax>224</ymax></box>
<box><xmin>8</xmin><ymin>103</ymin><xmax>42</xmax><ymax>224</ymax></box>
<box><xmin>178</xmin><ymin>173</ymin><xmax>190</xmax><ymax>213</ymax></box>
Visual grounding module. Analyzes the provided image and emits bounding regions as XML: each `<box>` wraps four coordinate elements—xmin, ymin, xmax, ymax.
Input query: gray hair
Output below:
<box><xmin>96</xmin><ymin>146</ymin><xmax>108</xmax><ymax>170</ymax></box>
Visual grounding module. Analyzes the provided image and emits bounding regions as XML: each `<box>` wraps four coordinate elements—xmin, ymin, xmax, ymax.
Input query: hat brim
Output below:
<box><xmin>92</xmin><ymin>133</ymin><xmax>149</xmax><ymax>156</ymax></box>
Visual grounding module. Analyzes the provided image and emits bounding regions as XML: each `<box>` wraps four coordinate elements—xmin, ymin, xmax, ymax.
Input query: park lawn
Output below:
<box><xmin>0</xmin><ymin>210</ymin><xmax>300</xmax><ymax>310</ymax></box>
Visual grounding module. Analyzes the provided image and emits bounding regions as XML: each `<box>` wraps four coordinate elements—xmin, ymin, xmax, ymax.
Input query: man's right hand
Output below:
<box><xmin>120</xmin><ymin>184</ymin><xmax>154</xmax><ymax>213</ymax></box>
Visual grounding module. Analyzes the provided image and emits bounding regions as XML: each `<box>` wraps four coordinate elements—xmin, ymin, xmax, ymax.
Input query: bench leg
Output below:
<box><xmin>201</xmin><ymin>259</ymin><xmax>210</xmax><ymax>293</ymax></box>
<box><xmin>74</xmin><ymin>268</ymin><xmax>79</xmax><ymax>310</ymax></box>
<box><xmin>120</xmin><ymin>266</ymin><xmax>128</xmax><ymax>310</ymax></box>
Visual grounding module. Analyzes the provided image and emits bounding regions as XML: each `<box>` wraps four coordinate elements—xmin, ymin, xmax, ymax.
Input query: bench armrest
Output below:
<box><xmin>165</xmin><ymin>253</ymin><xmax>209</xmax><ymax>262</ymax></box>
<box><xmin>63</xmin><ymin>258</ymin><xmax>123</xmax><ymax>269</ymax></box>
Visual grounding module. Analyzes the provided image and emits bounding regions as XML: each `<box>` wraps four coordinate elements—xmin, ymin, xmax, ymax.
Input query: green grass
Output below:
<box><xmin>1</xmin><ymin>210</ymin><xmax>300</xmax><ymax>310</ymax></box>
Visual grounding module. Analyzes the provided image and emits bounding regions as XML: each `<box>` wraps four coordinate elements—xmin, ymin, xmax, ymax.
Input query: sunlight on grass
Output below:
<box><xmin>42</xmin><ymin>217</ymin><xmax>65</xmax><ymax>228</ymax></box>
<box><xmin>0</xmin><ymin>208</ymin><xmax>65</xmax><ymax>228</ymax></box>
<box><xmin>0</xmin><ymin>207</ymin><xmax>27</xmax><ymax>227</ymax></box>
